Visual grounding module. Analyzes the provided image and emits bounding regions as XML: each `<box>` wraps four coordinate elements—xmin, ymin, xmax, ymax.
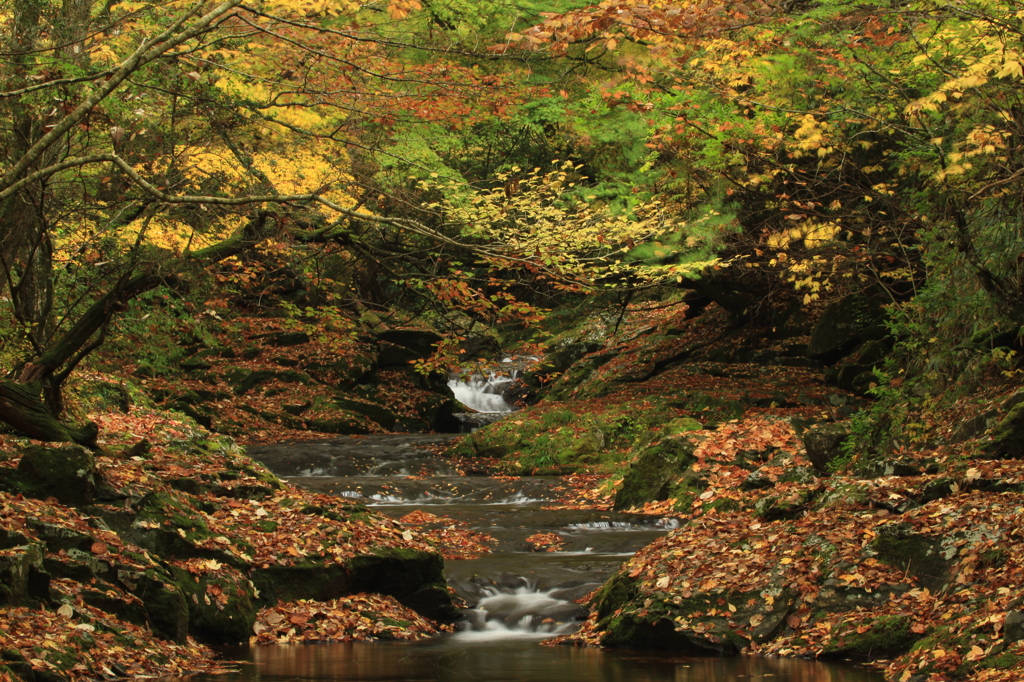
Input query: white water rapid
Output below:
<box><xmin>448</xmin><ymin>374</ymin><xmax>516</xmax><ymax>414</ymax></box>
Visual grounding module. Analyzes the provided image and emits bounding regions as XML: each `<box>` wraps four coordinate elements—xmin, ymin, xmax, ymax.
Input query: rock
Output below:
<box><xmin>376</xmin><ymin>329</ymin><xmax>442</xmax><ymax>368</ymax></box>
<box><xmin>125</xmin><ymin>570</ymin><xmax>191</xmax><ymax>643</ymax></box>
<box><xmin>801</xmin><ymin>422</ymin><xmax>850</xmax><ymax>473</ymax></box>
<box><xmin>982</xmin><ymin>400</ymin><xmax>1024</xmax><ymax>458</ymax></box>
<box><xmin>43</xmin><ymin>548</ymin><xmax>111</xmax><ymax>583</ymax></box>
<box><xmin>614</xmin><ymin>434</ymin><xmax>698</xmax><ymax>510</ymax></box>
<box><xmin>589</xmin><ymin>573</ymin><xmax>724</xmax><ymax>652</ymax></box>
<box><xmin>1004</xmin><ymin>609</ymin><xmax>1024</xmax><ymax>645</ymax></box>
<box><xmin>541</xmin><ymin>351</ymin><xmax>615</xmax><ymax>401</ymax></box>
<box><xmin>78</xmin><ymin>584</ymin><xmax>150</xmax><ymax>630</ymax></box>
<box><xmin>106</xmin><ymin>491</ymin><xmax>245</xmax><ymax>567</ymax></box>
<box><xmin>869</xmin><ymin>523</ymin><xmax>949</xmax><ymax>591</ymax></box>
<box><xmin>15</xmin><ymin>444</ymin><xmax>96</xmax><ymax>505</ymax></box>
<box><xmin>0</xmin><ymin>543</ymin><xmax>49</xmax><ymax>605</ymax></box>
<box><xmin>333</xmin><ymin>397</ymin><xmax>399</xmax><ymax>429</ymax></box>
<box><xmin>819</xmin><ymin>613</ymin><xmax>922</xmax><ymax>660</ymax></box>
<box><xmin>589</xmin><ymin>572</ymin><xmax>787</xmax><ymax>653</ymax></box>
<box><xmin>25</xmin><ymin>519</ymin><xmax>95</xmax><ymax>553</ymax></box>
<box><xmin>806</xmin><ymin>291</ymin><xmax>888</xmax><ymax>363</ymax></box>
<box><xmin>754</xmin><ymin>485</ymin><xmax>822</xmax><ymax>520</ymax></box>
<box><xmin>254</xmin><ymin>331</ymin><xmax>310</xmax><ymax>347</ymax></box>
<box><xmin>179</xmin><ymin>358</ymin><xmax>212</xmax><ymax>371</ymax></box>
<box><xmin>169</xmin><ymin>565</ymin><xmax>257</xmax><ymax>645</ymax></box>
<box><xmin>346</xmin><ymin>547</ymin><xmax>460</xmax><ymax>622</ymax></box>
<box><xmin>250</xmin><ymin>547</ymin><xmax>458</xmax><ymax>623</ymax></box>
<box><xmin>225</xmin><ymin>368</ymin><xmax>278</xmax><ymax>396</ymax></box>
<box><xmin>301</xmin><ymin>414</ymin><xmax>373</xmax><ymax>435</ymax></box>
<box><xmin>950</xmin><ymin>411</ymin><xmax>996</xmax><ymax>443</ymax></box>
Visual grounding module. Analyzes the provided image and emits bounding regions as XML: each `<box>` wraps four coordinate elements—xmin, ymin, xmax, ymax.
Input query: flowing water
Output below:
<box><xmin>184</xmin><ymin>434</ymin><xmax>884</xmax><ymax>682</ymax></box>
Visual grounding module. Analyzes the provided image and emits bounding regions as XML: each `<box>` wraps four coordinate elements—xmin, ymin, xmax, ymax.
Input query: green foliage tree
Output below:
<box><xmin>0</xmin><ymin>0</ymin><xmax>675</xmax><ymax>445</ymax></box>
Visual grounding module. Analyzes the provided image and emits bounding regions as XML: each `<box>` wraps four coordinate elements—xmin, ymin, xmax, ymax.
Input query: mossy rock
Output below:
<box><xmin>169</xmin><ymin>565</ymin><xmax>257</xmax><ymax>645</ymax></box>
<box><xmin>43</xmin><ymin>549</ymin><xmax>111</xmax><ymax>583</ymax></box>
<box><xmin>75</xmin><ymin>380</ymin><xmax>134</xmax><ymax>413</ymax></box>
<box><xmin>249</xmin><ymin>561</ymin><xmax>348</xmax><ymax>606</ymax></box>
<box><xmin>754</xmin><ymin>486</ymin><xmax>822</xmax><ymax>521</ymax></box>
<box><xmin>0</xmin><ymin>543</ymin><xmax>49</xmax><ymax>606</ymax></box>
<box><xmin>345</xmin><ymin>547</ymin><xmax>459</xmax><ymax>622</ymax></box>
<box><xmin>982</xmin><ymin>400</ymin><xmax>1024</xmax><ymax>458</ymax></box>
<box><xmin>122</xmin><ymin>570</ymin><xmax>190</xmax><ymax>644</ymax></box>
<box><xmin>591</xmin><ymin>572</ymin><xmax>639</xmax><ymax>621</ymax></box>
<box><xmin>806</xmin><ymin>291</ymin><xmax>887</xmax><ymax>363</ymax></box>
<box><xmin>13</xmin><ymin>444</ymin><xmax>96</xmax><ymax>505</ymax></box>
<box><xmin>333</xmin><ymin>397</ymin><xmax>399</xmax><ymax>430</ymax></box>
<box><xmin>869</xmin><ymin>524</ymin><xmax>948</xmax><ymax>591</ymax></box>
<box><xmin>78</xmin><ymin>585</ymin><xmax>150</xmax><ymax>630</ymax></box>
<box><xmin>25</xmin><ymin>519</ymin><xmax>96</xmax><ymax>554</ymax></box>
<box><xmin>801</xmin><ymin>422</ymin><xmax>850</xmax><ymax>474</ymax></box>
<box><xmin>614</xmin><ymin>435</ymin><xmax>698</xmax><ymax>510</ymax></box>
<box><xmin>125</xmin><ymin>491</ymin><xmax>244</xmax><ymax>566</ymax></box>
<box><xmin>224</xmin><ymin>369</ymin><xmax>278</xmax><ymax>396</ymax></box>
<box><xmin>819</xmin><ymin>614</ymin><xmax>921</xmax><ymax>660</ymax></box>
<box><xmin>301</xmin><ymin>412</ymin><xmax>374</xmax><ymax>435</ymax></box>
<box><xmin>251</xmin><ymin>547</ymin><xmax>457</xmax><ymax>622</ymax></box>
<box><xmin>667</xmin><ymin>391</ymin><xmax>745</xmax><ymax>422</ymax></box>
<box><xmin>452</xmin><ymin>406</ymin><xmax>605</xmax><ymax>471</ymax></box>
<box><xmin>255</xmin><ymin>331</ymin><xmax>310</xmax><ymax>347</ymax></box>
<box><xmin>328</xmin><ymin>352</ymin><xmax>377</xmax><ymax>388</ymax></box>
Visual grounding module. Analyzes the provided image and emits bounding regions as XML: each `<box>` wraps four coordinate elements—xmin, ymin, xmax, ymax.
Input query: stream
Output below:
<box><xmin>185</xmin><ymin>434</ymin><xmax>885</xmax><ymax>682</ymax></box>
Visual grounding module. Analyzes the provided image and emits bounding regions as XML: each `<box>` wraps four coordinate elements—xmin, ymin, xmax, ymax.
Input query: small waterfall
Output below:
<box><xmin>448</xmin><ymin>356</ymin><xmax>539</xmax><ymax>430</ymax></box>
<box><xmin>448</xmin><ymin>373</ymin><xmax>516</xmax><ymax>414</ymax></box>
<box><xmin>453</xmin><ymin>576</ymin><xmax>585</xmax><ymax>641</ymax></box>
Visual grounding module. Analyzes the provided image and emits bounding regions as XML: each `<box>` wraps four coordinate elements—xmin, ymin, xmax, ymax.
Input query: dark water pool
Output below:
<box><xmin>184</xmin><ymin>639</ymin><xmax>885</xmax><ymax>682</ymax></box>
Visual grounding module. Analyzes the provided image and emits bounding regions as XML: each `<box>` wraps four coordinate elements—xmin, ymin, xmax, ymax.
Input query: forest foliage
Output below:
<box><xmin>2</xmin><ymin>0</ymin><xmax>1024</xmax><ymax>441</ymax></box>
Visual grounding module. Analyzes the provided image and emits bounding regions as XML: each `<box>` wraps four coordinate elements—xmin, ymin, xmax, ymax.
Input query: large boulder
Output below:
<box><xmin>250</xmin><ymin>547</ymin><xmax>459</xmax><ymax>623</ymax></box>
<box><xmin>982</xmin><ymin>399</ymin><xmax>1024</xmax><ymax>458</ymax></box>
<box><xmin>168</xmin><ymin>565</ymin><xmax>258</xmax><ymax>645</ymax></box>
<box><xmin>376</xmin><ymin>329</ymin><xmax>443</xmax><ymax>368</ymax></box>
<box><xmin>614</xmin><ymin>430</ymin><xmax>699</xmax><ymax>511</ymax></box>
<box><xmin>806</xmin><ymin>291</ymin><xmax>888</xmax><ymax>363</ymax></box>
<box><xmin>12</xmin><ymin>444</ymin><xmax>96</xmax><ymax>505</ymax></box>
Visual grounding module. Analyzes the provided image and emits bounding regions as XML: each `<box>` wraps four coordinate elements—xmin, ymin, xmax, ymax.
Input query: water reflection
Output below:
<box><xmin>183</xmin><ymin>641</ymin><xmax>885</xmax><ymax>682</ymax></box>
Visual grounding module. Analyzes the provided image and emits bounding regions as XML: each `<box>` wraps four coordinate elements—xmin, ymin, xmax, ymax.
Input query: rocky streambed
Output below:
<box><xmin>205</xmin><ymin>433</ymin><xmax>888</xmax><ymax>682</ymax></box>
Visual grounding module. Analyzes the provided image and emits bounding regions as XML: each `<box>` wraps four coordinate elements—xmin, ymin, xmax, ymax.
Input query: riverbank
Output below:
<box><xmin>0</xmin><ymin>404</ymin><xmax>488</xmax><ymax>680</ymax></box>
<box><xmin>449</xmin><ymin>300</ymin><xmax>1024</xmax><ymax>681</ymax></box>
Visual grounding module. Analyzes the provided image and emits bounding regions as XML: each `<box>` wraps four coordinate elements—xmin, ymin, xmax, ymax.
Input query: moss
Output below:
<box><xmin>979</xmin><ymin>547</ymin><xmax>1009</xmax><ymax>569</ymax></box>
<box><xmin>754</xmin><ymin>486</ymin><xmax>820</xmax><ymax>520</ymax></box>
<box><xmin>706</xmin><ymin>497</ymin><xmax>740</xmax><ymax>513</ymax></box>
<box><xmin>613</xmin><ymin>435</ymin><xmax>698</xmax><ymax>510</ymax></box>
<box><xmin>591</xmin><ymin>573</ymin><xmax>639</xmax><ymax>621</ymax></box>
<box><xmin>137</xmin><ymin>491</ymin><xmax>211</xmax><ymax>540</ymax></box>
<box><xmin>665</xmin><ymin>417</ymin><xmax>703</xmax><ymax>434</ymax></box>
<box><xmin>982</xmin><ymin>400</ymin><xmax>1024</xmax><ymax>458</ymax></box>
<box><xmin>821</xmin><ymin>614</ymin><xmax>921</xmax><ymax>660</ymax></box>
<box><xmin>239</xmin><ymin>464</ymin><xmax>283</xmax><ymax>488</ymax></box>
<box><xmin>979</xmin><ymin>650</ymin><xmax>1022</xmax><ymax>670</ymax></box>
<box><xmin>301</xmin><ymin>504</ymin><xmax>347</xmax><ymax>522</ymax></box>
<box><xmin>11</xmin><ymin>444</ymin><xmax>97</xmax><ymax>505</ymax></box>
<box><xmin>869</xmin><ymin>526</ymin><xmax>948</xmax><ymax>591</ymax></box>
<box><xmin>168</xmin><ymin>565</ymin><xmax>257</xmax><ymax>645</ymax></box>
<box><xmin>379</xmin><ymin>617</ymin><xmax>411</xmax><ymax>629</ymax></box>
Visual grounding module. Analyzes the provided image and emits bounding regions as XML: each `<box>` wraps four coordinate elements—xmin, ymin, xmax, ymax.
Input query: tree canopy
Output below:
<box><xmin>3</xmin><ymin>0</ymin><xmax>1024</xmax><ymax>443</ymax></box>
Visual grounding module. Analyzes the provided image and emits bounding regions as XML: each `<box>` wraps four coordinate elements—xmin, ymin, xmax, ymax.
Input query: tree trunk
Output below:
<box><xmin>0</xmin><ymin>380</ymin><xmax>98</xmax><ymax>446</ymax></box>
<box><xmin>1</xmin><ymin>272</ymin><xmax>167</xmax><ymax>447</ymax></box>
